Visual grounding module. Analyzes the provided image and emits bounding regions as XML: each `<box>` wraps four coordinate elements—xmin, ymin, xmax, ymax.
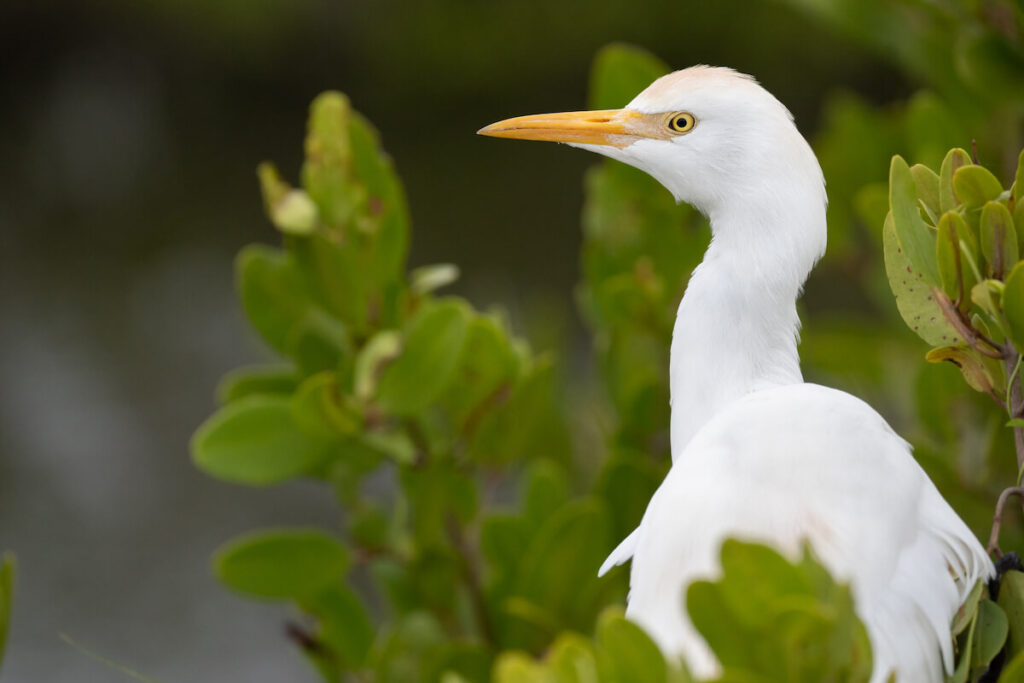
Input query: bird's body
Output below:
<box><xmin>607</xmin><ymin>383</ymin><xmax>989</xmax><ymax>682</ymax></box>
<box><xmin>480</xmin><ymin>65</ymin><xmax>993</xmax><ymax>682</ymax></box>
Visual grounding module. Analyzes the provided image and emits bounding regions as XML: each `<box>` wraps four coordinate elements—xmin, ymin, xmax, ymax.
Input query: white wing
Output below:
<box><xmin>613</xmin><ymin>383</ymin><xmax>992</xmax><ymax>683</ymax></box>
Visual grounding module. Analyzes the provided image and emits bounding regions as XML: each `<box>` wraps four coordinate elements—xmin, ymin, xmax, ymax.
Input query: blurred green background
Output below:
<box><xmin>2</xmin><ymin>0</ymin><xmax>1023</xmax><ymax>681</ymax></box>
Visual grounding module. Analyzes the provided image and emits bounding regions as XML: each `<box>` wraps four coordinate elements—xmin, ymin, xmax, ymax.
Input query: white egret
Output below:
<box><xmin>479</xmin><ymin>66</ymin><xmax>993</xmax><ymax>682</ymax></box>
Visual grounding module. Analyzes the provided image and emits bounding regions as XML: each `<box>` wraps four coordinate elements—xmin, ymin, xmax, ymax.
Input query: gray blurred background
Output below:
<box><xmin>0</xmin><ymin>1</ymin><xmax>903</xmax><ymax>680</ymax></box>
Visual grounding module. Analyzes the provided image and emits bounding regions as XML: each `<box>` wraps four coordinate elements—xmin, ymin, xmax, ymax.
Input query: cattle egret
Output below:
<box><xmin>479</xmin><ymin>66</ymin><xmax>993</xmax><ymax>682</ymax></box>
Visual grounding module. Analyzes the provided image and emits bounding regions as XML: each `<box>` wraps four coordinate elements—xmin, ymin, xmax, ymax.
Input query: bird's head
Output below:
<box><xmin>479</xmin><ymin>65</ymin><xmax>826</xmax><ymax>229</ymax></box>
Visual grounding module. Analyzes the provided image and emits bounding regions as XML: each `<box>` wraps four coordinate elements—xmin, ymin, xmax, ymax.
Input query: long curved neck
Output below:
<box><xmin>668</xmin><ymin>192</ymin><xmax>824</xmax><ymax>461</ymax></box>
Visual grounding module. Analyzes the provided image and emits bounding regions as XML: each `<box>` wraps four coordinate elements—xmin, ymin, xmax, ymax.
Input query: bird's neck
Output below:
<box><xmin>669</xmin><ymin>195</ymin><xmax>824</xmax><ymax>460</ymax></box>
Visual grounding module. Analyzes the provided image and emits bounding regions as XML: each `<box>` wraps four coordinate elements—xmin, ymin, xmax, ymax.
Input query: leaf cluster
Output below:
<box><xmin>884</xmin><ymin>149</ymin><xmax>1024</xmax><ymax>400</ymax></box>
<box><xmin>192</xmin><ymin>91</ymin><xmax>580</xmax><ymax>680</ymax></box>
<box><xmin>688</xmin><ymin>541</ymin><xmax>872</xmax><ymax>683</ymax></box>
<box><xmin>492</xmin><ymin>541</ymin><xmax>874</xmax><ymax>683</ymax></box>
<box><xmin>883</xmin><ymin>147</ymin><xmax>1024</xmax><ymax>681</ymax></box>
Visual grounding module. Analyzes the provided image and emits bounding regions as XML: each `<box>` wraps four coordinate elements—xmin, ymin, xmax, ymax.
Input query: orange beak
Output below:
<box><xmin>477</xmin><ymin>109</ymin><xmax>648</xmax><ymax>148</ymax></box>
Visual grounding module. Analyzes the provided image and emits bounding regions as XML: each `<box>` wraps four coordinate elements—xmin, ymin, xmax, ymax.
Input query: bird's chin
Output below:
<box><xmin>569</xmin><ymin>140</ymin><xmax>686</xmax><ymax>206</ymax></box>
<box><xmin>565</xmin><ymin>141</ymin><xmax>630</xmax><ymax>156</ymax></box>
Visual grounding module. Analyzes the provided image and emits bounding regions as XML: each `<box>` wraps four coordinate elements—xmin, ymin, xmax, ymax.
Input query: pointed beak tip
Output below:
<box><xmin>477</xmin><ymin>122</ymin><xmax>505</xmax><ymax>138</ymax></box>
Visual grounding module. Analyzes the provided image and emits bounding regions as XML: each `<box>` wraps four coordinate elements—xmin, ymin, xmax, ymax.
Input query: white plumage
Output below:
<box><xmin>481</xmin><ymin>65</ymin><xmax>993</xmax><ymax>682</ymax></box>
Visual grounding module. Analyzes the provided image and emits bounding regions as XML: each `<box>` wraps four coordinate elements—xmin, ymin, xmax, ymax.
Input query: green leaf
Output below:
<box><xmin>883</xmin><ymin>212</ymin><xmax>963</xmax><ymax>346</ymax></box>
<box><xmin>953</xmin><ymin>580</ymin><xmax>985</xmax><ymax>637</ymax></box>
<box><xmin>1006</xmin><ymin>419</ymin><xmax>1024</xmax><ymax>428</ymax></box>
<box><xmin>925</xmin><ymin>346</ymin><xmax>996</xmax><ymax>394</ymax></box>
<box><xmin>937</xmin><ymin>211</ymin><xmax>965</xmax><ymax>300</ymax></box>
<box><xmin>286</xmin><ymin>306</ymin><xmax>353</xmax><ymax>377</ymax></box>
<box><xmin>588</xmin><ymin>44</ymin><xmax>670</xmax><ymax>110</ymax></box>
<box><xmin>952</xmin><ymin>594</ymin><xmax>979</xmax><ymax>683</ymax></box>
<box><xmin>547</xmin><ymin>633</ymin><xmax>599</xmax><ymax>683</ymax></box>
<box><xmin>522</xmin><ymin>460</ymin><xmax>571</xmax><ymax>534</ymax></box>
<box><xmin>481</xmin><ymin>515</ymin><xmax>527</xmax><ymax>583</ymax></box>
<box><xmin>687</xmin><ymin>580</ymin><xmax>753</xmax><ymax>670</ymax></box>
<box><xmin>890</xmin><ymin>156</ymin><xmax>940</xmax><ymax>285</ymax></box>
<box><xmin>954</xmin><ymin>165</ymin><xmax>1004</xmax><ymax>210</ymax></box>
<box><xmin>1014</xmin><ymin>148</ymin><xmax>1024</xmax><ymax>203</ymax></box>
<box><xmin>516</xmin><ymin>499</ymin><xmax>610</xmax><ymax>631</ymax></box>
<box><xmin>191</xmin><ymin>395</ymin><xmax>334</xmax><ymax>486</ymax></box>
<box><xmin>971</xmin><ymin>599</ymin><xmax>1008</xmax><ymax>671</ymax></box>
<box><xmin>595</xmin><ymin>452</ymin><xmax>663</xmax><ymax>543</ymax></box>
<box><xmin>291</xmin><ymin>372</ymin><xmax>361</xmax><ymax>438</ymax></box>
<box><xmin>1015</xmin><ymin>201</ymin><xmax>1024</xmax><ymax>260</ymax></box>
<box><xmin>910</xmin><ymin>163</ymin><xmax>941</xmax><ymax>223</ymax></box>
<box><xmin>216</xmin><ymin>364</ymin><xmax>298</xmax><ymax>404</ymax></box>
<box><xmin>430</xmin><ymin>644</ymin><xmax>492</xmax><ymax>683</ymax></box>
<box><xmin>377</xmin><ymin>300</ymin><xmax>470</xmax><ymax>415</ymax></box>
<box><xmin>237</xmin><ymin>245</ymin><xmax>312</xmax><ymax>354</ymax></box>
<box><xmin>214</xmin><ymin>528</ymin><xmax>348</xmax><ymax>600</ymax></box>
<box><xmin>716</xmin><ymin>540</ymin><xmax>808</xmax><ymax>626</ymax></box>
<box><xmin>493</xmin><ymin>652</ymin><xmax>556</xmax><ymax>683</ymax></box>
<box><xmin>1001</xmin><ymin>650</ymin><xmax>1024</xmax><ymax>682</ymax></box>
<box><xmin>289</xmin><ymin>235</ymin><xmax>369</xmax><ymax>334</ymax></box>
<box><xmin>981</xmin><ymin>201</ymin><xmax>1019</xmax><ymax>280</ymax></box>
<box><xmin>400</xmin><ymin>461</ymin><xmax>478</xmax><ymax>544</ymax></box>
<box><xmin>971</xmin><ymin>280</ymin><xmax>1005</xmax><ymax>324</ymax></box>
<box><xmin>688</xmin><ymin>541</ymin><xmax>872</xmax><ymax>682</ymax></box>
<box><xmin>595</xmin><ymin>608</ymin><xmax>667</xmax><ymax>683</ymax></box>
<box><xmin>304</xmin><ymin>584</ymin><xmax>374</xmax><ymax>669</ymax></box>
<box><xmin>468</xmin><ymin>355</ymin><xmax>570</xmax><ymax>465</ymax></box>
<box><xmin>438</xmin><ymin>314</ymin><xmax>521</xmax><ymax>429</ymax></box>
<box><xmin>1002</xmin><ymin>262</ymin><xmax>1024</xmax><ymax>351</ymax></box>
<box><xmin>346</xmin><ymin>110</ymin><xmax>410</xmax><ymax>287</ymax></box>
<box><xmin>301</xmin><ymin>92</ymin><xmax>362</xmax><ymax>230</ymax></box>
<box><xmin>371</xmin><ymin>612</ymin><xmax>448</xmax><ymax>681</ymax></box>
<box><xmin>997</xmin><ymin>570</ymin><xmax>1024</xmax><ymax>660</ymax></box>
<box><xmin>940</xmin><ymin>148</ymin><xmax>972</xmax><ymax>213</ymax></box>
<box><xmin>0</xmin><ymin>553</ymin><xmax>14</xmax><ymax>672</ymax></box>
<box><xmin>355</xmin><ymin>429</ymin><xmax>416</xmax><ymax>466</ymax></box>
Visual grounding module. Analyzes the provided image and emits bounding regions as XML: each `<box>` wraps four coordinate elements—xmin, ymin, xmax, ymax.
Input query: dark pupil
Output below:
<box><xmin>674</xmin><ymin>117</ymin><xmax>687</xmax><ymax>129</ymax></box>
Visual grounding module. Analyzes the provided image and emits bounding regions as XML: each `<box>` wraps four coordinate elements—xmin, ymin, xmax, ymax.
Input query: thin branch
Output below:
<box><xmin>403</xmin><ymin>417</ymin><xmax>432</xmax><ymax>468</ymax></box>
<box><xmin>934</xmin><ymin>289</ymin><xmax>1006</xmax><ymax>358</ymax></box>
<box><xmin>285</xmin><ymin>620</ymin><xmax>329</xmax><ymax>658</ymax></box>
<box><xmin>985</xmin><ymin>385</ymin><xmax>1009</xmax><ymax>411</ymax></box>
<box><xmin>986</xmin><ymin>486</ymin><xmax>1024</xmax><ymax>557</ymax></box>
<box><xmin>445</xmin><ymin>513</ymin><xmax>497</xmax><ymax>648</ymax></box>
<box><xmin>1005</xmin><ymin>353</ymin><xmax>1024</xmax><ymax>474</ymax></box>
<box><xmin>462</xmin><ymin>383</ymin><xmax>512</xmax><ymax>440</ymax></box>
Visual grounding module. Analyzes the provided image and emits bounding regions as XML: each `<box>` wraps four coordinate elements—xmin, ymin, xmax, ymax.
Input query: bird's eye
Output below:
<box><xmin>667</xmin><ymin>113</ymin><xmax>695</xmax><ymax>133</ymax></box>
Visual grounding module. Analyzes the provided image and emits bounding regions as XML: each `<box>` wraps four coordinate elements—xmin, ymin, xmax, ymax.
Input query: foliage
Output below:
<box><xmin>0</xmin><ymin>553</ymin><xmax>14</xmax><ymax>675</ymax></box>
<box><xmin>883</xmin><ymin>148</ymin><xmax>1024</xmax><ymax>407</ymax></box>
<box><xmin>190</xmin><ymin>45</ymin><xmax>891</xmax><ymax>682</ymax></box>
<box><xmin>689</xmin><ymin>541</ymin><xmax>872</xmax><ymax>683</ymax></box>
<box><xmin>192</xmin><ymin>89</ymin><xmax>581</xmax><ymax>681</ymax></box>
<box><xmin>881</xmin><ymin>145</ymin><xmax>1024</xmax><ymax>681</ymax></box>
<box><xmin>497</xmin><ymin>541</ymin><xmax>872</xmax><ymax>683</ymax></box>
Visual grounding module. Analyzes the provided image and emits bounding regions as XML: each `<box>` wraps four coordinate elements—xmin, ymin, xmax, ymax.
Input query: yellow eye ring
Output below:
<box><xmin>668</xmin><ymin>113</ymin><xmax>695</xmax><ymax>133</ymax></box>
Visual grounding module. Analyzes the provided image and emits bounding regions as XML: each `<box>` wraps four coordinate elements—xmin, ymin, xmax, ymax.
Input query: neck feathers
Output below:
<box><xmin>668</xmin><ymin>163</ymin><xmax>826</xmax><ymax>461</ymax></box>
